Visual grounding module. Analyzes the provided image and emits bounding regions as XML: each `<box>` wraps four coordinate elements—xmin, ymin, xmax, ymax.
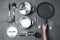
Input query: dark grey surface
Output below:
<box><xmin>0</xmin><ymin>0</ymin><xmax>60</xmax><ymax>40</ymax></box>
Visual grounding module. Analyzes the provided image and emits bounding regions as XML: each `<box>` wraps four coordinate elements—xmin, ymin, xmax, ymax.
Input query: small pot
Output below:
<box><xmin>20</xmin><ymin>16</ymin><xmax>33</xmax><ymax>29</ymax></box>
<box><xmin>19</xmin><ymin>2</ymin><xmax>32</xmax><ymax>15</ymax></box>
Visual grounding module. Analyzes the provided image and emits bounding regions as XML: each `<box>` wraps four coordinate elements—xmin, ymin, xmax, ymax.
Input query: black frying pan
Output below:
<box><xmin>37</xmin><ymin>2</ymin><xmax>55</xmax><ymax>24</ymax></box>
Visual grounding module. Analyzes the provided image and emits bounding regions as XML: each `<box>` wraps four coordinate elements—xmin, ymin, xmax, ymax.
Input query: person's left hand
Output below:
<box><xmin>42</xmin><ymin>24</ymin><xmax>47</xmax><ymax>32</ymax></box>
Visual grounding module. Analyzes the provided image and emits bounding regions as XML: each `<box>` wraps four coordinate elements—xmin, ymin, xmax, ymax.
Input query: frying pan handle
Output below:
<box><xmin>43</xmin><ymin>18</ymin><xmax>47</xmax><ymax>24</ymax></box>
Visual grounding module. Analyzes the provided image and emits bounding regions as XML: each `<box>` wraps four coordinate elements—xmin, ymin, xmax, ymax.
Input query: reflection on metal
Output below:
<box><xmin>48</xmin><ymin>21</ymin><xmax>53</xmax><ymax>37</ymax></box>
<box><xmin>19</xmin><ymin>2</ymin><xmax>32</xmax><ymax>15</ymax></box>
<box><xmin>20</xmin><ymin>16</ymin><xmax>32</xmax><ymax>29</ymax></box>
<box><xmin>38</xmin><ymin>25</ymin><xmax>41</xmax><ymax>29</ymax></box>
<box><xmin>6</xmin><ymin>3</ymin><xmax>16</xmax><ymax>23</ymax></box>
<box><xmin>19</xmin><ymin>32</ymin><xmax>41</xmax><ymax>38</ymax></box>
<box><xmin>49</xmin><ymin>21</ymin><xmax>53</xmax><ymax>30</ymax></box>
<box><xmin>6</xmin><ymin>26</ymin><xmax>18</xmax><ymax>38</ymax></box>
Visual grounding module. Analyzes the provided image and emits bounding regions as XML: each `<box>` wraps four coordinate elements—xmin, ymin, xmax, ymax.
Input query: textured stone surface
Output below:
<box><xmin>0</xmin><ymin>0</ymin><xmax>60</xmax><ymax>40</ymax></box>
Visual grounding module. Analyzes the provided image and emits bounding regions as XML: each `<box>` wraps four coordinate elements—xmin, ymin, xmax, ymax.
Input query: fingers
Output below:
<box><xmin>43</xmin><ymin>24</ymin><xmax>47</xmax><ymax>26</ymax></box>
<box><xmin>42</xmin><ymin>24</ymin><xmax>47</xmax><ymax>27</ymax></box>
<box><xmin>42</xmin><ymin>23</ymin><xmax>47</xmax><ymax>31</ymax></box>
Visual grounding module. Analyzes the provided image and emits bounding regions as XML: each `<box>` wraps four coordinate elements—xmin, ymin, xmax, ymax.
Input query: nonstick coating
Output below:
<box><xmin>37</xmin><ymin>2</ymin><xmax>55</xmax><ymax>19</ymax></box>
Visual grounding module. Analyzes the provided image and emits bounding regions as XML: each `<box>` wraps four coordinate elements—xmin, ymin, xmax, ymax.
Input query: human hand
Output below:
<box><xmin>42</xmin><ymin>24</ymin><xmax>47</xmax><ymax>32</ymax></box>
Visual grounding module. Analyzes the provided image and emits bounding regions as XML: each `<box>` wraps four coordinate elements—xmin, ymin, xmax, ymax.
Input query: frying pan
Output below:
<box><xmin>37</xmin><ymin>2</ymin><xmax>55</xmax><ymax>24</ymax></box>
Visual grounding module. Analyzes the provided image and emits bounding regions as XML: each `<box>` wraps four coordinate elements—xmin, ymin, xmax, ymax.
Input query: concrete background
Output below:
<box><xmin>0</xmin><ymin>0</ymin><xmax>60</xmax><ymax>40</ymax></box>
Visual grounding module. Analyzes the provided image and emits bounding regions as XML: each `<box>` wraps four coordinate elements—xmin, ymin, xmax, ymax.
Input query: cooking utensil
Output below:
<box><xmin>19</xmin><ymin>32</ymin><xmax>41</xmax><ymax>38</ymax></box>
<box><xmin>6</xmin><ymin>3</ymin><xmax>16</xmax><ymax>23</ymax></box>
<box><xmin>11</xmin><ymin>3</ymin><xmax>16</xmax><ymax>22</ymax></box>
<box><xmin>37</xmin><ymin>2</ymin><xmax>55</xmax><ymax>24</ymax></box>
<box><xmin>19</xmin><ymin>2</ymin><xmax>32</xmax><ymax>15</ymax></box>
<box><xmin>37</xmin><ymin>2</ymin><xmax>55</xmax><ymax>40</ymax></box>
<box><xmin>6</xmin><ymin>26</ymin><xmax>18</xmax><ymax>38</ymax></box>
<box><xmin>20</xmin><ymin>16</ymin><xmax>33</xmax><ymax>29</ymax></box>
<box><xmin>6</xmin><ymin>3</ymin><xmax>12</xmax><ymax>23</ymax></box>
<box><xmin>28</xmin><ymin>32</ymin><xmax>41</xmax><ymax>38</ymax></box>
